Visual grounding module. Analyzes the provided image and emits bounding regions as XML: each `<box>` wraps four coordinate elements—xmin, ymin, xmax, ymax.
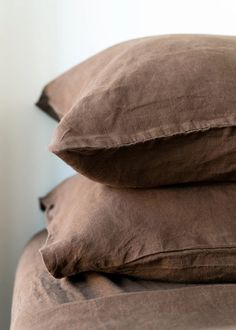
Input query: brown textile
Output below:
<box><xmin>40</xmin><ymin>175</ymin><xmax>236</xmax><ymax>281</ymax></box>
<box><xmin>11</xmin><ymin>230</ymin><xmax>236</xmax><ymax>330</ymax></box>
<box><xmin>38</xmin><ymin>34</ymin><xmax>236</xmax><ymax>187</ymax></box>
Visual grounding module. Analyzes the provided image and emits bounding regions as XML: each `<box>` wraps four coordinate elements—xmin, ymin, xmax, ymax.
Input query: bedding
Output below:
<box><xmin>38</xmin><ymin>34</ymin><xmax>236</xmax><ymax>188</ymax></box>
<box><xmin>11</xmin><ymin>230</ymin><xmax>236</xmax><ymax>330</ymax></box>
<box><xmin>40</xmin><ymin>174</ymin><xmax>236</xmax><ymax>282</ymax></box>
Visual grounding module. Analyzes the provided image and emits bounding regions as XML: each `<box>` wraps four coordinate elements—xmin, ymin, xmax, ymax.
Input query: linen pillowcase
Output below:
<box><xmin>38</xmin><ymin>34</ymin><xmax>236</xmax><ymax>187</ymax></box>
<box><xmin>40</xmin><ymin>175</ymin><xmax>236</xmax><ymax>283</ymax></box>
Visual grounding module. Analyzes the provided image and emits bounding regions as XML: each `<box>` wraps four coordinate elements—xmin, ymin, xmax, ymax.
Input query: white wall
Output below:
<box><xmin>1</xmin><ymin>0</ymin><xmax>236</xmax><ymax>328</ymax></box>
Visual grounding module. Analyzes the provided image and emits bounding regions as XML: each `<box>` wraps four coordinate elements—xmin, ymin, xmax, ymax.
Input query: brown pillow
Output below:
<box><xmin>40</xmin><ymin>175</ymin><xmax>236</xmax><ymax>282</ymax></box>
<box><xmin>38</xmin><ymin>35</ymin><xmax>236</xmax><ymax>188</ymax></box>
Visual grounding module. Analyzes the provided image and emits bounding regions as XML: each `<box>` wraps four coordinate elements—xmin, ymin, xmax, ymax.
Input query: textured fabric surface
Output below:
<box><xmin>38</xmin><ymin>34</ymin><xmax>236</xmax><ymax>187</ymax></box>
<box><xmin>11</xmin><ymin>230</ymin><xmax>236</xmax><ymax>330</ymax></box>
<box><xmin>39</xmin><ymin>175</ymin><xmax>236</xmax><ymax>281</ymax></box>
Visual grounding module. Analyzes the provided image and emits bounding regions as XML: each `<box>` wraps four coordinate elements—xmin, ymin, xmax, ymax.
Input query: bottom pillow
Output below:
<box><xmin>40</xmin><ymin>175</ymin><xmax>236</xmax><ymax>282</ymax></box>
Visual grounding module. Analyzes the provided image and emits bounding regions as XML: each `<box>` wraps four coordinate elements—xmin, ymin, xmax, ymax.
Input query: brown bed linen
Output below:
<box><xmin>11</xmin><ymin>230</ymin><xmax>236</xmax><ymax>330</ymax></box>
<box><xmin>41</xmin><ymin>35</ymin><xmax>236</xmax><ymax>188</ymax></box>
<box><xmin>39</xmin><ymin>175</ymin><xmax>236</xmax><ymax>282</ymax></box>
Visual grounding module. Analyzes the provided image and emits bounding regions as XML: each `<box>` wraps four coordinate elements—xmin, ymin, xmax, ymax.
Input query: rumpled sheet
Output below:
<box><xmin>11</xmin><ymin>230</ymin><xmax>236</xmax><ymax>330</ymax></box>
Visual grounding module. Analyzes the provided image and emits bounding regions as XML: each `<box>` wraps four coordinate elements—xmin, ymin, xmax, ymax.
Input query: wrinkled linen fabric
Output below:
<box><xmin>37</xmin><ymin>35</ymin><xmax>236</xmax><ymax>187</ymax></box>
<box><xmin>11</xmin><ymin>230</ymin><xmax>236</xmax><ymax>330</ymax></box>
<box><xmin>39</xmin><ymin>175</ymin><xmax>236</xmax><ymax>281</ymax></box>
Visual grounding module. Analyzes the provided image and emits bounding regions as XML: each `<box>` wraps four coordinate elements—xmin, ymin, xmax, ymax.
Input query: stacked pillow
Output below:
<box><xmin>37</xmin><ymin>34</ymin><xmax>236</xmax><ymax>283</ymax></box>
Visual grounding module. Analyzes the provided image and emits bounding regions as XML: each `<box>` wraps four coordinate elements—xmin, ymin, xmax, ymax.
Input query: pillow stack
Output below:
<box><xmin>37</xmin><ymin>34</ymin><xmax>236</xmax><ymax>283</ymax></box>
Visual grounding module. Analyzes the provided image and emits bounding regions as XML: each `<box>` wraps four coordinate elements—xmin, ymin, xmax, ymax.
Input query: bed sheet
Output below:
<box><xmin>11</xmin><ymin>230</ymin><xmax>236</xmax><ymax>330</ymax></box>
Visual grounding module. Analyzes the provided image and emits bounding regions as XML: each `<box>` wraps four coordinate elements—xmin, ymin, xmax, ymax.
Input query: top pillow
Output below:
<box><xmin>38</xmin><ymin>35</ymin><xmax>236</xmax><ymax>187</ymax></box>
